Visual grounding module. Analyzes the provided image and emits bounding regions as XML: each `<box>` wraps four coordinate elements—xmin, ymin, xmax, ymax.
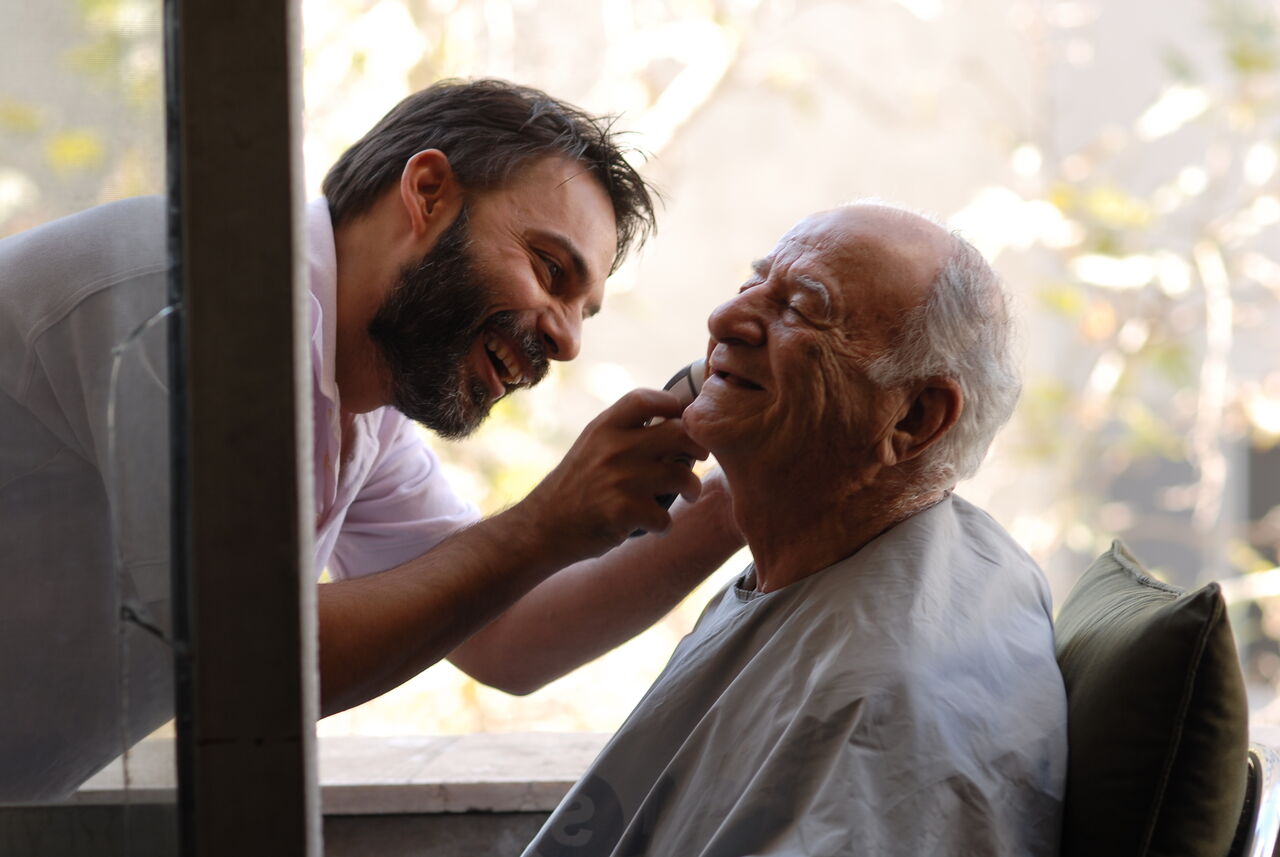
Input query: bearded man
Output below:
<box><xmin>0</xmin><ymin>79</ymin><xmax>743</xmax><ymax>800</ymax></box>
<box><xmin>524</xmin><ymin>203</ymin><xmax>1067</xmax><ymax>857</ymax></box>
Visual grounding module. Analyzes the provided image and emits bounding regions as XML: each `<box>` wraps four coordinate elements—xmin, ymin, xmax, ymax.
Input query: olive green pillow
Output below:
<box><xmin>1055</xmin><ymin>541</ymin><xmax>1248</xmax><ymax>857</ymax></box>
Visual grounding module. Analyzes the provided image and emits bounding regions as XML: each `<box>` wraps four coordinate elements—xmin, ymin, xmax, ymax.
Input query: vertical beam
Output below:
<box><xmin>167</xmin><ymin>0</ymin><xmax>318</xmax><ymax>852</ymax></box>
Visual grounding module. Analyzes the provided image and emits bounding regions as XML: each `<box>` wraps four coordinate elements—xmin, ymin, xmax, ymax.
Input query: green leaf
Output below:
<box><xmin>1160</xmin><ymin>45</ymin><xmax>1199</xmax><ymax>82</ymax></box>
<box><xmin>1116</xmin><ymin>400</ymin><xmax>1184</xmax><ymax>459</ymax></box>
<box><xmin>1083</xmin><ymin>186</ymin><xmax>1153</xmax><ymax>230</ymax></box>
<box><xmin>0</xmin><ymin>100</ymin><xmax>41</xmax><ymax>135</ymax></box>
<box><xmin>1210</xmin><ymin>0</ymin><xmax>1280</xmax><ymax>75</ymax></box>
<box><xmin>1037</xmin><ymin>284</ymin><xmax>1086</xmax><ymax>317</ymax></box>
<box><xmin>45</xmin><ymin>130</ymin><xmax>106</xmax><ymax>173</ymax></box>
<box><xmin>1145</xmin><ymin>340</ymin><xmax>1195</xmax><ymax>387</ymax></box>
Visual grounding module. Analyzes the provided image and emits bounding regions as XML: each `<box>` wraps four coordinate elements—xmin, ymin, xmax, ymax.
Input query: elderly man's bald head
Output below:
<box><xmin>800</xmin><ymin>204</ymin><xmax>955</xmax><ymax>285</ymax></box>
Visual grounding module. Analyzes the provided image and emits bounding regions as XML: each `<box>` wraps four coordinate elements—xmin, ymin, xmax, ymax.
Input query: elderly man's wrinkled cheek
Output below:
<box><xmin>793</xmin><ymin>342</ymin><xmax>864</xmax><ymax>429</ymax></box>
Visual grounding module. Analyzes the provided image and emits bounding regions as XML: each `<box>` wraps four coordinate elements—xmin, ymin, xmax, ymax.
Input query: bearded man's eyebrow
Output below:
<box><xmin>531</xmin><ymin>229</ymin><xmax>592</xmax><ymax>285</ymax></box>
<box><xmin>750</xmin><ymin>258</ymin><xmax>771</xmax><ymax>278</ymax></box>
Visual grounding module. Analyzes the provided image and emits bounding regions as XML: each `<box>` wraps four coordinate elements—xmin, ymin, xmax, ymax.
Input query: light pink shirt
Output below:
<box><xmin>306</xmin><ymin>199</ymin><xmax>479</xmax><ymax>579</ymax></box>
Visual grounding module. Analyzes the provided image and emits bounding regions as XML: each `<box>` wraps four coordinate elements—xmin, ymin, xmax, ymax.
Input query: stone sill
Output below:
<box><xmin>72</xmin><ymin>732</ymin><xmax>608</xmax><ymax>815</ymax></box>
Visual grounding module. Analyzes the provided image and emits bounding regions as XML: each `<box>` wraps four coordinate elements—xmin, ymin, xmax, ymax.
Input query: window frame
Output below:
<box><xmin>166</xmin><ymin>0</ymin><xmax>319</xmax><ymax>852</ymax></box>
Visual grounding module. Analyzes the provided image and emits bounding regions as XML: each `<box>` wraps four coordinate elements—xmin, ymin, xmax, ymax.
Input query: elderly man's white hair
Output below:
<box><xmin>851</xmin><ymin>200</ymin><xmax>1021</xmax><ymax>489</ymax></box>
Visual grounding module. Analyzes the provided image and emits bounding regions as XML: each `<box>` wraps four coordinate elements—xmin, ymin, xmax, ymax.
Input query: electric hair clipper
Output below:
<box><xmin>631</xmin><ymin>358</ymin><xmax>707</xmax><ymax>536</ymax></box>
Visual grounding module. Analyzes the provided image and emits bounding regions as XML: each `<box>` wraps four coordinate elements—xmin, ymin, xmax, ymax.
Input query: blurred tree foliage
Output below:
<box><xmin>310</xmin><ymin>0</ymin><xmax>1280</xmax><ymax>730</ymax></box>
<box><xmin>1004</xmin><ymin>0</ymin><xmax>1280</xmax><ymax>582</ymax></box>
<box><xmin>0</xmin><ymin>0</ymin><xmax>162</xmax><ymax>235</ymax></box>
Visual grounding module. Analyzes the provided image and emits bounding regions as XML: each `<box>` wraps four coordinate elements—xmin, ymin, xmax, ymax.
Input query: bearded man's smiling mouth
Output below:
<box><xmin>483</xmin><ymin>331</ymin><xmax>529</xmax><ymax>386</ymax></box>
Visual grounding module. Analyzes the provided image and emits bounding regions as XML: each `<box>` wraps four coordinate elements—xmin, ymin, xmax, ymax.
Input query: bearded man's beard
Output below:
<box><xmin>366</xmin><ymin>208</ymin><xmax>550</xmax><ymax>438</ymax></box>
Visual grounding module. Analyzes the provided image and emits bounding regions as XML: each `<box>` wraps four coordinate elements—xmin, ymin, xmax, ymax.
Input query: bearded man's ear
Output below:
<box><xmin>399</xmin><ymin>149</ymin><xmax>463</xmax><ymax>240</ymax></box>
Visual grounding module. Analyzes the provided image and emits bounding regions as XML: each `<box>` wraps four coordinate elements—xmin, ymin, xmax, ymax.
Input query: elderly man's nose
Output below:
<box><xmin>708</xmin><ymin>294</ymin><xmax>764</xmax><ymax>346</ymax></box>
<box><xmin>538</xmin><ymin>308</ymin><xmax>582</xmax><ymax>361</ymax></box>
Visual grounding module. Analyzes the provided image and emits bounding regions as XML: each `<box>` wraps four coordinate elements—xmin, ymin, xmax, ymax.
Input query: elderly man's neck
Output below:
<box><xmin>733</xmin><ymin>475</ymin><xmax>950</xmax><ymax>594</ymax></box>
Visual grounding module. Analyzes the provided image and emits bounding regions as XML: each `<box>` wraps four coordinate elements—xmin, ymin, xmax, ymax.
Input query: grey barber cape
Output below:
<box><xmin>523</xmin><ymin>495</ymin><xmax>1067</xmax><ymax>857</ymax></box>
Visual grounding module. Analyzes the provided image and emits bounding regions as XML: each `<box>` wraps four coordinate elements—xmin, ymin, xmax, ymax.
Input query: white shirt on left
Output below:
<box><xmin>0</xmin><ymin>196</ymin><xmax>479</xmax><ymax>799</ymax></box>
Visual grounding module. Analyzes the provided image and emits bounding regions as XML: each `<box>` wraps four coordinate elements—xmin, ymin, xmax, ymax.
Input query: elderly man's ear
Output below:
<box><xmin>885</xmin><ymin>378</ymin><xmax>964</xmax><ymax>466</ymax></box>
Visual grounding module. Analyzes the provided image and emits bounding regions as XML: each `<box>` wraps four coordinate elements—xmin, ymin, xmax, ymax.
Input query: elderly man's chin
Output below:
<box><xmin>682</xmin><ymin>396</ymin><xmax>737</xmax><ymax>454</ymax></box>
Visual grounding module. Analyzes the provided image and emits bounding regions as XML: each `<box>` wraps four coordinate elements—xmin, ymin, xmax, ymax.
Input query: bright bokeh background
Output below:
<box><xmin>5</xmin><ymin>0</ymin><xmax>1280</xmax><ymax>735</ymax></box>
<box><xmin>304</xmin><ymin>0</ymin><xmax>1280</xmax><ymax>734</ymax></box>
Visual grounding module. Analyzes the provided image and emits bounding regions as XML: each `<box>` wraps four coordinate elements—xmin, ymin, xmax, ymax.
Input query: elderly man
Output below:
<box><xmin>523</xmin><ymin>203</ymin><xmax>1067</xmax><ymax>857</ymax></box>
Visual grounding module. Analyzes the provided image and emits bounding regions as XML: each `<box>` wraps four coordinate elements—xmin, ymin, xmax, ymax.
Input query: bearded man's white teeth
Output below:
<box><xmin>484</xmin><ymin>334</ymin><xmax>524</xmax><ymax>385</ymax></box>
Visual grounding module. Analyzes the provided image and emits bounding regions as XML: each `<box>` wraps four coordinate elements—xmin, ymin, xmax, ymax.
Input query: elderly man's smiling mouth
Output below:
<box><xmin>708</xmin><ymin>356</ymin><xmax>765</xmax><ymax>391</ymax></box>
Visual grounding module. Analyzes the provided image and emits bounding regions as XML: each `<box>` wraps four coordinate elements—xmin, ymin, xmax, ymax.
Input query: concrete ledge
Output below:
<box><xmin>71</xmin><ymin>732</ymin><xmax>607</xmax><ymax>814</ymax></box>
<box><xmin>318</xmin><ymin>733</ymin><xmax>607</xmax><ymax>814</ymax></box>
<box><xmin>324</xmin><ymin>811</ymin><xmax>551</xmax><ymax>857</ymax></box>
<box><xmin>0</xmin><ymin>806</ymin><xmax>553</xmax><ymax>857</ymax></box>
